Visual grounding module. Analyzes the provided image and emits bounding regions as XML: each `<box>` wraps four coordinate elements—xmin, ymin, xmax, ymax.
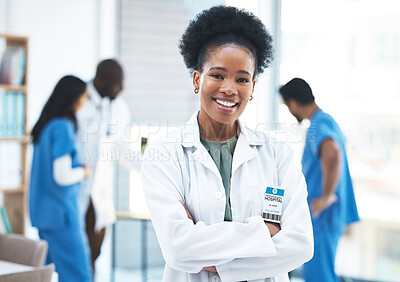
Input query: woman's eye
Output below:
<box><xmin>211</xmin><ymin>74</ymin><xmax>223</xmax><ymax>79</ymax></box>
<box><xmin>237</xmin><ymin>78</ymin><xmax>249</xmax><ymax>83</ymax></box>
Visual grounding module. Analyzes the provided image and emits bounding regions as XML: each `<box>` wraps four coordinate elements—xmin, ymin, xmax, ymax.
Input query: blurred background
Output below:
<box><xmin>0</xmin><ymin>0</ymin><xmax>399</xmax><ymax>281</ymax></box>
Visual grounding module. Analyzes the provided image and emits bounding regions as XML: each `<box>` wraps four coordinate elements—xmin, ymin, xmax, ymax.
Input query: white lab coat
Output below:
<box><xmin>141</xmin><ymin>111</ymin><xmax>314</xmax><ymax>282</ymax></box>
<box><xmin>76</xmin><ymin>81</ymin><xmax>131</xmax><ymax>231</ymax></box>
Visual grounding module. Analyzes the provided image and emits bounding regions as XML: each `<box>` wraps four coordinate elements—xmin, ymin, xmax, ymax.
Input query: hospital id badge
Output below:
<box><xmin>263</xmin><ymin>187</ymin><xmax>285</xmax><ymax>224</ymax></box>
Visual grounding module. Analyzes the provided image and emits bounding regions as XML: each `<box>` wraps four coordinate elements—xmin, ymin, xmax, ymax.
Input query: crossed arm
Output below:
<box><xmin>179</xmin><ymin>200</ymin><xmax>281</xmax><ymax>273</ymax></box>
<box><xmin>141</xmin><ymin>144</ymin><xmax>313</xmax><ymax>280</ymax></box>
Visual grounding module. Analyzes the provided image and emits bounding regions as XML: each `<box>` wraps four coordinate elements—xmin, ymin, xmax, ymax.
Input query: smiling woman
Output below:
<box><xmin>141</xmin><ymin>5</ymin><xmax>314</xmax><ymax>282</ymax></box>
<box><xmin>194</xmin><ymin>45</ymin><xmax>255</xmax><ymax>138</ymax></box>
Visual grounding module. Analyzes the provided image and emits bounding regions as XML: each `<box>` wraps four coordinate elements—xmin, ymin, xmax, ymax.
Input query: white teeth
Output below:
<box><xmin>216</xmin><ymin>99</ymin><xmax>236</xmax><ymax>107</ymax></box>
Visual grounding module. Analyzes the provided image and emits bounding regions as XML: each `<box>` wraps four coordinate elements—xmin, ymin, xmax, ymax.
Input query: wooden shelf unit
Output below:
<box><xmin>0</xmin><ymin>136</ymin><xmax>29</xmax><ymax>143</ymax></box>
<box><xmin>0</xmin><ymin>84</ymin><xmax>27</xmax><ymax>92</ymax></box>
<box><xmin>0</xmin><ymin>34</ymin><xmax>28</xmax><ymax>235</ymax></box>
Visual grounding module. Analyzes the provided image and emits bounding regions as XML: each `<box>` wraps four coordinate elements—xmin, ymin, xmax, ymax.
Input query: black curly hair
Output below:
<box><xmin>179</xmin><ymin>5</ymin><xmax>273</xmax><ymax>77</ymax></box>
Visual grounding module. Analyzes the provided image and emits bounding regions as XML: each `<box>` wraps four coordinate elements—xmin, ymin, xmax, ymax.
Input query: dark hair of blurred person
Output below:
<box><xmin>31</xmin><ymin>75</ymin><xmax>87</xmax><ymax>143</ymax></box>
<box><xmin>279</xmin><ymin>77</ymin><xmax>315</xmax><ymax>105</ymax></box>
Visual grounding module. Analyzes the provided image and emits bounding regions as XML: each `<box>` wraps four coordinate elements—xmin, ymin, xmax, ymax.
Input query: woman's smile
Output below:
<box><xmin>214</xmin><ymin>97</ymin><xmax>239</xmax><ymax>113</ymax></box>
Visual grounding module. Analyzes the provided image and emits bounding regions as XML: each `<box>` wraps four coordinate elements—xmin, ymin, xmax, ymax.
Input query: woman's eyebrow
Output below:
<box><xmin>208</xmin><ymin>67</ymin><xmax>252</xmax><ymax>76</ymax></box>
<box><xmin>237</xmin><ymin>70</ymin><xmax>252</xmax><ymax>76</ymax></box>
<box><xmin>208</xmin><ymin>66</ymin><xmax>227</xmax><ymax>72</ymax></box>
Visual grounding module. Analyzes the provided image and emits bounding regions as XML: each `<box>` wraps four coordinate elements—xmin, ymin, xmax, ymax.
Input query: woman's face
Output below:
<box><xmin>74</xmin><ymin>89</ymin><xmax>89</xmax><ymax>112</ymax></box>
<box><xmin>193</xmin><ymin>44</ymin><xmax>256</xmax><ymax>127</ymax></box>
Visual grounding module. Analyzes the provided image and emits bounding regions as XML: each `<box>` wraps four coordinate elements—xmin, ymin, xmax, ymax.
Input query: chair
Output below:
<box><xmin>0</xmin><ymin>233</ymin><xmax>48</xmax><ymax>267</ymax></box>
<box><xmin>0</xmin><ymin>263</ymin><xmax>54</xmax><ymax>282</ymax></box>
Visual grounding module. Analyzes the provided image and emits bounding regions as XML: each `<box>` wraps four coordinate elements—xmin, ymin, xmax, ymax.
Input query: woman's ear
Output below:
<box><xmin>252</xmin><ymin>79</ymin><xmax>256</xmax><ymax>93</ymax></box>
<box><xmin>193</xmin><ymin>70</ymin><xmax>201</xmax><ymax>90</ymax></box>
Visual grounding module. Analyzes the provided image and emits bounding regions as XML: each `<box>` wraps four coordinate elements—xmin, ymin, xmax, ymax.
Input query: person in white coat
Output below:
<box><xmin>76</xmin><ymin>59</ymin><xmax>131</xmax><ymax>272</ymax></box>
<box><xmin>141</xmin><ymin>6</ymin><xmax>313</xmax><ymax>282</ymax></box>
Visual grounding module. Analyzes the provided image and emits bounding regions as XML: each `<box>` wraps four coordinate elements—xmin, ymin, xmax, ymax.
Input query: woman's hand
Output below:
<box><xmin>179</xmin><ymin>200</ymin><xmax>193</xmax><ymax>222</ymax></box>
<box><xmin>203</xmin><ymin>266</ymin><xmax>217</xmax><ymax>273</ymax></box>
<box><xmin>83</xmin><ymin>165</ymin><xmax>93</xmax><ymax>178</ymax></box>
<box><xmin>265</xmin><ymin>221</ymin><xmax>281</xmax><ymax>237</ymax></box>
<box><xmin>311</xmin><ymin>194</ymin><xmax>337</xmax><ymax>218</ymax></box>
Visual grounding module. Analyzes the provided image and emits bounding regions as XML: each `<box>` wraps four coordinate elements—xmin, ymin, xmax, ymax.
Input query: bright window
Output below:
<box><xmin>280</xmin><ymin>0</ymin><xmax>400</xmax><ymax>279</ymax></box>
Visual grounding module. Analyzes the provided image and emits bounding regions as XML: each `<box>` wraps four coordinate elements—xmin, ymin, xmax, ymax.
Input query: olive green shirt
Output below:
<box><xmin>200</xmin><ymin>136</ymin><xmax>237</xmax><ymax>221</ymax></box>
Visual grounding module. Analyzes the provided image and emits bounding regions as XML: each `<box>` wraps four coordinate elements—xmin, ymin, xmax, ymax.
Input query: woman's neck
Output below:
<box><xmin>198</xmin><ymin>115</ymin><xmax>237</xmax><ymax>142</ymax></box>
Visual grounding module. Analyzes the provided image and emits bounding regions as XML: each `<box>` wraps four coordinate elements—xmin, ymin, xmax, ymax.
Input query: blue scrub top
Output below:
<box><xmin>29</xmin><ymin>118</ymin><xmax>82</xmax><ymax>230</ymax></box>
<box><xmin>302</xmin><ymin>109</ymin><xmax>359</xmax><ymax>231</ymax></box>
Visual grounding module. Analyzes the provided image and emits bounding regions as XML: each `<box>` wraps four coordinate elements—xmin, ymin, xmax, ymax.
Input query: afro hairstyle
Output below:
<box><xmin>179</xmin><ymin>5</ymin><xmax>273</xmax><ymax>77</ymax></box>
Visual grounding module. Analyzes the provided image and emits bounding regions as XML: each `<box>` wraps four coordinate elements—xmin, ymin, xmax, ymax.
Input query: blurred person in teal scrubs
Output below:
<box><xmin>29</xmin><ymin>75</ymin><xmax>93</xmax><ymax>282</ymax></box>
<box><xmin>279</xmin><ymin>78</ymin><xmax>359</xmax><ymax>282</ymax></box>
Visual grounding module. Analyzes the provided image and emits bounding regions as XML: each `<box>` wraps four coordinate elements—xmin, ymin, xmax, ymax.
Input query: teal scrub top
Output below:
<box><xmin>302</xmin><ymin>109</ymin><xmax>359</xmax><ymax>231</ymax></box>
<box><xmin>29</xmin><ymin>118</ymin><xmax>82</xmax><ymax>229</ymax></box>
<box><xmin>201</xmin><ymin>136</ymin><xmax>237</xmax><ymax>221</ymax></box>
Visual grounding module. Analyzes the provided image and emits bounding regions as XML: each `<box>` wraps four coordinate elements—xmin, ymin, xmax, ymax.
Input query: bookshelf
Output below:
<box><xmin>0</xmin><ymin>34</ymin><xmax>28</xmax><ymax>234</ymax></box>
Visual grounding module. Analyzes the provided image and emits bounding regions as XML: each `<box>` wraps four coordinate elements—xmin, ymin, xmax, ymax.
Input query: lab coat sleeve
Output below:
<box><xmin>141</xmin><ymin>144</ymin><xmax>277</xmax><ymax>274</ymax></box>
<box><xmin>216</xmin><ymin>143</ymin><xmax>314</xmax><ymax>281</ymax></box>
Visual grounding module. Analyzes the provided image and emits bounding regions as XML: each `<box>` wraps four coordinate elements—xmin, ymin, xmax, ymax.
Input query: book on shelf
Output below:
<box><xmin>16</xmin><ymin>92</ymin><xmax>25</xmax><ymax>136</ymax></box>
<box><xmin>0</xmin><ymin>142</ymin><xmax>22</xmax><ymax>189</ymax></box>
<box><xmin>0</xmin><ymin>206</ymin><xmax>12</xmax><ymax>233</ymax></box>
<box><xmin>0</xmin><ymin>212</ymin><xmax>5</xmax><ymax>233</ymax></box>
<box><xmin>0</xmin><ymin>39</ymin><xmax>5</xmax><ymax>71</ymax></box>
<box><xmin>0</xmin><ymin>91</ymin><xmax>25</xmax><ymax>137</ymax></box>
<box><xmin>0</xmin><ymin>90</ymin><xmax>5</xmax><ymax>136</ymax></box>
<box><xmin>0</xmin><ymin>45</ymin><xmax>27</xmax><ymax>86</ymax></box>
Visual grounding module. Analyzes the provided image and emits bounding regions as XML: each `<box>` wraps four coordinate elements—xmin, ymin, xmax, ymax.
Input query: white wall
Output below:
<box><xmin>98</xmin><ymin>0</ymin><xmax>119</xmax><ymax>59</ymax></box>
<box><xmin>2</xmin><ymin>0</ymin><xmax>101</xmax><ymax>129</ymax></box>
<box><xmin>0</xmin><ymin>0</ymin><xmax>8</xmax><ymax>30</ymax></box>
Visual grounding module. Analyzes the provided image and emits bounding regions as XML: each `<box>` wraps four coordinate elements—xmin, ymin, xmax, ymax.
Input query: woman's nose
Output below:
<box><xmin>220</xmin><ymin>79</ymin><xmax>238</xmax><ymax>95</ymax></box>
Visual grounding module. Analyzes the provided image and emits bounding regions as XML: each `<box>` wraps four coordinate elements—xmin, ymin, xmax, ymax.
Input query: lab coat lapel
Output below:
<box><xmin>181</xmin><ymin>111</ymin><xmax>222</xmax><ymax>178</ymax></box>
<box><xmin>232</xmin><ymin>120</ymin><xmax>262</xmax><ymax>176</ymax></box>
<box><xmin>192</xmin><ymin>147</ymin><xmax>220</xmax><ymax>176</ymax></box>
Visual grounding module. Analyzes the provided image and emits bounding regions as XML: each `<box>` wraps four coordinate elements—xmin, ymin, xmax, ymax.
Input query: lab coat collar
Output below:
<box><xmin>88</xmin><ymin>80</ymin><xmax>110</xmax><ymax>107</ymax></box>
<box><xmin>88</xmin><ymin>81</ymin><xmax>101</xmax><ymax>105</ymax></box>
<box><xmin>181</xmin><ymin>110</ymin><xmax>263</xmax><ymax>178</ymax></box>
<box><xmin>180</xmin><ymin>111</ymin><xmax>218</xmax><ymax>178</ymax></box>
<box><xmin>180</xmin><ymin>111</ymin><xmax>202</xmax><ymax>148</ymax></box>
<box><xmin>181</xmin><ymin>110</ymin><xmax>264</xmax><ymax>148</ymax></box>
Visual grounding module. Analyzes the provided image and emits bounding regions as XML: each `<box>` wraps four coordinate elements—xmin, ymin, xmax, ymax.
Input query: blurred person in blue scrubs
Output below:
<box><xmin>29</xmin><ymin>75</ymin><xmax>93</xmax><ymax>282</ymax></box>
<box><xmin>279</xmin><ymin>78</ymin><xmax>359</xmax><ymax>282</ymax></box>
